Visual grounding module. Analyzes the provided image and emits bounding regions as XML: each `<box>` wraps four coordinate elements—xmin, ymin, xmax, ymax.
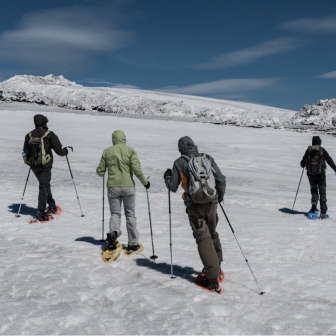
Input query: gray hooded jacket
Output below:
<box><xmin>165</xmin><ymin>136</ymin><xmax>226</xmax><ymax>207</ymax></box>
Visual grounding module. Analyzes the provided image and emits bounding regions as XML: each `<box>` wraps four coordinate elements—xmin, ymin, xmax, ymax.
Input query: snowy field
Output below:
<box><xmin>1</xmin><ymin>104</ymin><xmax>336</xmax><ymax>335</ymax></box>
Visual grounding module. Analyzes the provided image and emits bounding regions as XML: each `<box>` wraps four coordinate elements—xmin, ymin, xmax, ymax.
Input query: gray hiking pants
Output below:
<box><xmin>107</xmin><ymin>186</ymin><xmax>138</xmax><ymax>245</ymax></box>
<box><xmin>187</xmin><ymin>202</ymin><xmax>223</xmax><ymax>280</ymax></box>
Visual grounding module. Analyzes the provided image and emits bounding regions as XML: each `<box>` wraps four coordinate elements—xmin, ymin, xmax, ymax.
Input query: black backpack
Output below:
<box><xmin>24</xmin><ymin>131</ymin><xmax>51</xmax><ymax>166</ymax></box>
<box><xmin>306</xmin><ymin>145</ymin><xmax>325</xmax><ymax>175</ymax></box>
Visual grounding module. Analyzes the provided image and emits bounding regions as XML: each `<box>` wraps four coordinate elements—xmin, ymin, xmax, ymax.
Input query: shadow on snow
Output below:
<box><xmin>75</xmin><ymin>236</ymin><xmax>107</xmax><ymax>251</ymax></box>
<box><xmin>135</xmin><ymin>258</ymin><xmax>198</xmax><ymax>283</ymax></box>
<box><xmin>279</xmin><ymin>207</ymin><xmax>307</xmax><ymax>216</ymax></box>
<box><xmin>8</xmin><ymin>203</ymin><xmax>36</xmax><ymax>216</ymax></box>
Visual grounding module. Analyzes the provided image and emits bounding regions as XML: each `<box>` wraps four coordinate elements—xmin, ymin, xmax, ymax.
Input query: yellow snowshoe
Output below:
<box><xmin>102</xmin><ymin>241</ymin><xmax>123</xmax><ymax>263</ymax></box>
<box><xmin>124</xmin><ymin>243</ymin><xmax>144</xmax><ymax>257</ymax></box>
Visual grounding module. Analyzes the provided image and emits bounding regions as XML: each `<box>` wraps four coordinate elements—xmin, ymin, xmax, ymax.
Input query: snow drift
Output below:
<box><xmin>0</xmin><ymin>75</ymin><xmax>296</xmax><ymax>129</ymax></box>
<box><xmin>291</xmin><ymin>99</ymin><xmax>336</xmax><ymax>131</ymax></box>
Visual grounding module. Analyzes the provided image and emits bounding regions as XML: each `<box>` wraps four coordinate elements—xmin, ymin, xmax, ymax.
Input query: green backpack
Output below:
<box><xmin>24</xmin><ymin>131</ymin><xmax>51</xmax><ymax>166</ymax></box>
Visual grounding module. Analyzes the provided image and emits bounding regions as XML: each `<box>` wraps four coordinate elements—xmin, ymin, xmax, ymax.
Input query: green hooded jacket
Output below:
<box><xmin>96</xmin><ymin>130</ymin><xmax>148</xmax><ymax>187</ymax></box>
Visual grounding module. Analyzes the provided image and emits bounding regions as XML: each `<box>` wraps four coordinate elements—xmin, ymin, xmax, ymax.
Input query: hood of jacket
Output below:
<box><xmin>112</xmin><ymin>130</ymin><xmax>126</xmax><ymax>145</ymax></box>
<box><xmin>178</xmin><ymin>136</ymin><xmax>199</xmax><ymax>157</ymax></box>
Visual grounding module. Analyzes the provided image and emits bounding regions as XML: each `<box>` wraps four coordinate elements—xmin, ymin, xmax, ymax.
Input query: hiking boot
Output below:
<box><xmin>46</xmin><ymin>205</ymin><xmax>57</xmax><ymax>215</ymax></box>
<box><xmin>33</xmin><ymin>211</ymin><xmax>49</xmax><ymax>222</ymax></box>
<box><xmin>126</xmin><ymin>244</ymin><xmax>141</xmax><ymax>252</ymax></box>
<box><xmin>202</xmin><ymin>267</ymin><xmax>225</xmax><ymax>283</ymax></box>
<box><xmin>195</xmin><ymin>274</ymin><xmax>222</xmax><ymax>294</ymax></box>
<box><xmin>320</xmin><ymin>213</ymin><xmax>328</xmax><ymax>219</ymax></box>
<box><xmin>106</xmin><ymin>231</ymin><xmax>117</xmax><ymax>250</ymax></box>
<box><xmin>310</xmin><ymin>202</ymin><xmax>317</xmax><ymax>213</ymax></box>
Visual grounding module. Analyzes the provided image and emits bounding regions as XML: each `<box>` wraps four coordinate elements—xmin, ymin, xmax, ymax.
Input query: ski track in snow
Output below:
<box><xmin>1</xmin><ymin>107</ymin><xmax>336</xmax><ymax>335</ymax></box>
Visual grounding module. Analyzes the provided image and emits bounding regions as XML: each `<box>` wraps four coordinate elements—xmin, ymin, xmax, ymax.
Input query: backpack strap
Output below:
<box><xmin>41</xmin><ymin>130</ymin><xmax>51</xmax><ymax>139</ymax></box>
<box><xmin>202</xmin><ymin>153</ymin><xmax>217</xmax><ymax>174</ymax></box>
<box><xmin>181</xmin><ymin>155</ymin><xmax>190</xmax><ymax>161</ymax></box>
<box><xmin>29</xmin><ymin>132</ymin><xmax>32</xmax><ymax>139</ymax></box>
<box><xmin>40</xmin><ymin>130</ymin><xmax>51</xmax><ymax>165</ymax></box>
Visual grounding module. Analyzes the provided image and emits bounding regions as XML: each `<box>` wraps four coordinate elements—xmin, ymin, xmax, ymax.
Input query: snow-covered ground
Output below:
<box><xmin>1</xmin><ymin>104</ymin><xmax>336</xmax><ymax>335</ymax></box>
<box><xmin>0</xmin><ymin>75</ymin><xmax>296</xmax><ymax>128</ymax></box>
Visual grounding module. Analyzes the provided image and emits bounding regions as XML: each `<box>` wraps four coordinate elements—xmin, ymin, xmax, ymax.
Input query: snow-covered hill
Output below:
<box><xmin>0</xmin><ymin>75</ymin><xmax>295</xmax><ymax>128</ymax></box>
<box><xmin>291</xmin><ymin>99</ymin><xmax>336</xmax><ymax>130</ymax></box>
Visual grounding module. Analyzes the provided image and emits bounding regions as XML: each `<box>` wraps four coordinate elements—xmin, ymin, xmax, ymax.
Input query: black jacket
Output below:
<box><xmin>165</xmin><ymin>136</ymin><xmax>226</xmax><ymax>207</ymax></box>
<box><xmin>300</xmin><ymin>146</ymin><xmax>336</xmax><ymax>173</ymax></box>
<box><xmin>23</xmin><ymin>128</ymin><xmax>67</xmax><ymax>168</ymax></box>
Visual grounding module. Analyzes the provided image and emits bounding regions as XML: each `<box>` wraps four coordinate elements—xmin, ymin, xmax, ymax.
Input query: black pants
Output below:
<box><xmin>308</xmin><ymin>173</ymin><xmax>327</xmax><ymax>214</ymax></box>
<box><xmin>32</xmin><ymin>167</ymin><xmax>55</xmax><ymax>212</ymax></box>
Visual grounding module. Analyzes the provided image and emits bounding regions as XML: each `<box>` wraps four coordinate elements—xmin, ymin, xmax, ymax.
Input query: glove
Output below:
<box><xmin>22</xmin><ymin>152</ymin><xmax>26</xmax><ymax>158</ymax></box>
<box><xmin>164</xmin><ymin>169</ymin><xmax>172</xmax><ymax>179</ymax></box>
<box><xmin>218</xmin><ymin>198</ymin><xmax>223</xmax><ymax>203</ymax></box>
<box><xmin>145</xmin><ymin>181</ymin><xmax>150</xmax><ymax>189</ymax></box>
<box><xmin>63</xmin><ymin>147</ymin><xmax>68</xmax><ymax>155</ymax></box>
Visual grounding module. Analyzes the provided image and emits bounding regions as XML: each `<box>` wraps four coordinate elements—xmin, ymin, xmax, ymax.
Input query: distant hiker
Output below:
<box><xmin>301</xmin><ymin>136</ymin><xmax>336</xmax><ymax>219</ymax></box>
<box><xmin>22</xmin><ymin>114</ymin><xmax>68</xmax><ymax>222</ymax></box>
<box><xmin>96</xmin><ymin>130</ymin><xmax>149</xmax><ymax>254</ymax></box>
<box><xmin>164</xmin><ymin>136</ymin><xmax>226</xmax><ymax>294</ymax></box>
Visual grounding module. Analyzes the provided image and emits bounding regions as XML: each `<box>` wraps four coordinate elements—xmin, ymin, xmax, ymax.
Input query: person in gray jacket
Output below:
<box><xmin>164</xmin><ymin>136</ymin><xmax>226</xmax><ymax>294</ymax></box>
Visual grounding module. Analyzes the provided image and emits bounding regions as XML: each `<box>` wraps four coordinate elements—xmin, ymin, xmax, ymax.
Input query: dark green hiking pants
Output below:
<box><xmin>186</xmin><ymin>202</ymin><xmax>223</xmax><ymax>280</ymax></box>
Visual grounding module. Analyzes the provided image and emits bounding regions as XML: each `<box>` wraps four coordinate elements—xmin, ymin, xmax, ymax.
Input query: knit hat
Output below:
<box><xmin>312</xmin><ymin>136</ymin><xmax>321</xmax><ymax>146</ymax></box>
<box><xmin>34</xmin><ymin>114</ymin><xmax>48</xmax><ymax>128</ymax></box>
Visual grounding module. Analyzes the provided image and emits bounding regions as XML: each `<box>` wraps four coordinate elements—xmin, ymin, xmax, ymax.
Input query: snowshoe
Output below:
<box><xmin>307</xmin><ymin>209</ymin><xmax>320</xmax><ymax>220</ymax></box>
<box><xmin>46</xmin><ymin>205</ymin><xmax>62</xmax><ymax>216</ymax></box>
<box><xmin>124</xmin><ymin>243</ymin><xmax>144</xmax><ymax>257</ymax></box>
<box><xmin>202</xmin><ymin>267</ymin><xmax>225</xmax><ymax>283</ymax></box>
<box><xmin>195</xmin><ymin>274</ymin><xmax>222</xmax><ymax>294</ymax></box>
<box><xmin>319</xmin><ymin>213</ymin><xmax>330</xmax><ymax>220</ymax></box>
<box><xmin>102</xmin><ymin>241</ymin><xmax>123</xmax><ymax>263</ymax></box>
<box><xmin>29</xmin><ymin>211</ymin><xmax>51</xmax><ymax>224</ymax></box>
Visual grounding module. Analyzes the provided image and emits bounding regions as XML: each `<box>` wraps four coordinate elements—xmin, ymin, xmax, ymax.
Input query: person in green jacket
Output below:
<box><xmin>96</xmin><ymin>130</ymin><xmax>149</xmax><ymax>253</ymax></box>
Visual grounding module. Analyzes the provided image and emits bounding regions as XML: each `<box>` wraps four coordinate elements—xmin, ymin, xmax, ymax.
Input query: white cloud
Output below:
<box><xmin>280</xmin><ymin>16</ymin><xmax>336</xmax><ymax>34</ymax></box>
<box><xmin>191</xmin><ymin>38</ymin><xmax>300</xmax><ymax>70</ymax></box>
<box><xmin>0</xmin><ymin>4</ymin><xmax>133</xmax><ymax>73</ymax></box>
<box><xmin>319</xmin><ymin>70</ymin><xmax>336</xmax><ymax>78</ymax></box>
<box><xmin>156</xmin><ymin>78</ymin><xmax>278</xmax><ymax>96</ymax></box>
<box><xmin>86</xmin><ymin>79</ymin><xmax>139</xmax><ymax>89</ymax></box>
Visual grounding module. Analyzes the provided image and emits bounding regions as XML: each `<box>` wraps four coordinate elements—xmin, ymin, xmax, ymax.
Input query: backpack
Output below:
<box><xmin>182</xmin><ymin>153</ymin><xmax>217</xmax><ymax>203</ymax></box>
<box><xmin>306</xmin><ymin>145</ymin><xmax>325</xmax><ymax>175</ymax></box>
<box><xmin>24</xmin><ymin>131</ymin><xmax>51</xmax><ymax>166</ymax></box>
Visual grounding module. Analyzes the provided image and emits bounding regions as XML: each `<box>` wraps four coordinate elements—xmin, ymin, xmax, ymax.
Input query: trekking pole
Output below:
<box><xmin>291</xmin><ymin>168</ymin><xmax>304</xmax><ymax>213</ymax></box>
<box><xmin>219</xmin><ymin>202</ymin><xmax>265</xmax><ymax>295</ymax></box>
<box><xmin>100</xmin><ymin>174</ymin><xmax>105</xmax><ymax>242</ymax></box>
<box><xmin>65</xmin><ymin>146</ymin><xmax>85</xmax><ymax>217</ymax></box>
<box><xmin>146</xmin><ymin>177</ymin><xmax>158</xmax><ymax>260</ymax></box>
<box><xmin>168</xmin><ymin>190</ymin><xmax>176</xmax><ymax>279</ymax></box>
<box><xmin>16</xmin><ymin>168</ymin><xmax>31</xmax><ymax>217</ymax></box>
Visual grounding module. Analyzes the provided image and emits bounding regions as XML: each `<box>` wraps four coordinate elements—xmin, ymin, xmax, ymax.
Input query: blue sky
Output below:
<box><xmin>0</xmin><ymin>0</ymin><xmax>336</xmax><ymax>110</ymax></box>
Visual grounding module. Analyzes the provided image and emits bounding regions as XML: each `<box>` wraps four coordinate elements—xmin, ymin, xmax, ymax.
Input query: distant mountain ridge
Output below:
<box><xmin>3</xmin><ymin>74</ymin><xmax>82</xmax><ymax>88</ymax></box>
<box><xmin>0</xmin><ymin>74</ymin><xmax>297</xmax><ymax>129</ymax></box>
